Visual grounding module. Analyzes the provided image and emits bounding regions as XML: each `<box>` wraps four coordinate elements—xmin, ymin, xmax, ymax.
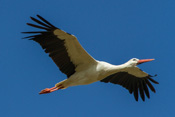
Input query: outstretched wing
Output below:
<box><xmin>101</xmin><ymin>67</ymin><xmax>158</xmax><ymax>101</ymax></box>
<box><xmin>22</xmin><ymin>15</ymin><xmax>96</xmax><ymax>77</ymax></box>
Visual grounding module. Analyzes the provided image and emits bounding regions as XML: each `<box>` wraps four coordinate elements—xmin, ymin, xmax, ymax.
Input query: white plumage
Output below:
<box><xmin>23</xmin><ymin>15</ymin><xmax>158</xmax><ymax>101</ymax></box>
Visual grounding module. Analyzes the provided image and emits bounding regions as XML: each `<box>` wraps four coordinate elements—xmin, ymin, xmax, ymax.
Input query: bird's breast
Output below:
<box><xmin>96</xmin><ymin>61</ymin><xmax>120</xmax><ymax>80</ymax></box>
<box><xmin>64</xmin><ymin>65</ymin><xmax>100</xmax><ymax>87</ymax></box>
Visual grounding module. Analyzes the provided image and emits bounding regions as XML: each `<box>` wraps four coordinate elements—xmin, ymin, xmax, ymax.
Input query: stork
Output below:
<box><xmin>22</xmin><ymin>15</ymin><xmax>158</xmax><ymax>101</ymax></box>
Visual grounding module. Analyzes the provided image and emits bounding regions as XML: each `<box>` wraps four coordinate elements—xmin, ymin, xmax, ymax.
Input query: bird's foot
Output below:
<box><xmin>39</xmin><ymin>87</ymin><xmax>58</xmax><ymax>94</ymax></box>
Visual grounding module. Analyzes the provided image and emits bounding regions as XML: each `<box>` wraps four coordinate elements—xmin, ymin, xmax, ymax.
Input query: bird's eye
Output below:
<box><xmin>133</xmin><ymin>59</ymin><xmax>136</xmax><ymax>61</ymax></box>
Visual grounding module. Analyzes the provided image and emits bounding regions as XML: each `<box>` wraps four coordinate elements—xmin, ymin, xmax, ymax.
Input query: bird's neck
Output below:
<box><xmin>110</xmin><ymin>63</ymin><xmax>128</xmax><ymax>72</ymax></box>
<box><xmin>97</xmin><ymin>61</ymin><xmax>130</xmax><ymax>80</ymax></box>
<box><xmin>102</xmin><ymin>62</ymin><xmax>129</xmax><ymax>77</ymax></box>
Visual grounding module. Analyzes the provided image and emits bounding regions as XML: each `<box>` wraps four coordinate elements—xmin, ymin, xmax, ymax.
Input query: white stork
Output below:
<box><xmin>23</xmin><ymin>15</ymin><xmax>158</xmax><ymax>101</ymax></box>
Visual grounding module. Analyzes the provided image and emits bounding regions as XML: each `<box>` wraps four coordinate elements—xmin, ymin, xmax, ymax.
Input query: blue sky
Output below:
<box><xmin>1</xmin><ymin>0</ymin><xmax>175</xmax><ymax>117</ymax></box>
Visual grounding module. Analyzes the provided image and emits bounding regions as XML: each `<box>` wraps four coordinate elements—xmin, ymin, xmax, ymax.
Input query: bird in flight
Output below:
<box><xmin>22</xmin><ymin>15</ymin><xmax>158</xmax><ymax>101</ymax></box>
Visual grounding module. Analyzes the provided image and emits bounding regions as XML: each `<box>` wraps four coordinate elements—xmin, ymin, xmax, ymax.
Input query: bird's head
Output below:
<box><xmin>126</xmin><ymin>58</ymin><xmax>154</xmax><ymax>67</ymax></box>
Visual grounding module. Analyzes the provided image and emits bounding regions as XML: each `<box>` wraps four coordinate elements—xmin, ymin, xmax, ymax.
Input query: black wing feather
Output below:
<box><xmin>22</xmin><ymin>15</ymin><xmax>76</xmax><ymax>77</ymax></box>
<box><xmin>101</xmin><ymin>72</ymin><xmax>158</xmax><ymax>101</ymax></box>
<box><xmin>139</xmin><ymin>80</ymin><xmax>145</xmax><ymax>101</ymax></box>
<box><xmin>36</xmin><ymin>15</ymin><xmax>57</xmax><ymax>28</ymax></box>
<box><xmin>142</xmin><ymin>80</ymin><xmax>150</xmax><ymax>98</ymax></box>
<box><xmin>30</xmin><ymin>16</ymin><xmax>52</xmax><ymax>28</ymax></box>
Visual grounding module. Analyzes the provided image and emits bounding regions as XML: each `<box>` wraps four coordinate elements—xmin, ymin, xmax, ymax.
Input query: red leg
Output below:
<box><xmin>39</xmin><ymin>86</ymin><xmax>59</xmax><ymax>94</ymax></box>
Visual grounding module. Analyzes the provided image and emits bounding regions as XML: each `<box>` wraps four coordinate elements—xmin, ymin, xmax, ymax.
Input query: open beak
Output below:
<box><xmin>137</xmin><ymin>59</ymin><xmax>154</xmax><ymax>65</ymax></box>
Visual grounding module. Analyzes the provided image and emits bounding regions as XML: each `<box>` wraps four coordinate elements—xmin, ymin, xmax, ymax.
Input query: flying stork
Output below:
<box><xmin>23</xmin><ymin>15</ymin><xmax>158</xmax><ymax>101</ymax></box>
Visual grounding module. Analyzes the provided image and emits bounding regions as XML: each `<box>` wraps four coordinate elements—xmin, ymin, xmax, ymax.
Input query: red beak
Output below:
<box><xmin>138</xmin><ymin>59</ymin><xmax>154</xmax><ymax>64</ymax></box>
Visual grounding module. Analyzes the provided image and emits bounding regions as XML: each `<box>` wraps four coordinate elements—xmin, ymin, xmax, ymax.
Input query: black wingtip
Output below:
<box><xmin>149</xmin><ymin>74</ymin><xmax>158</xmax><ymax>77</ymax></box>
<box><xmin>26</xmin><ymin>23</ymin><xmax>29</xmax><ymax>25</ymax></box>
<box><xmin>26</xmin><ymin>23</ymin><xmax>49</xmax><ymax>30</ymax></box>
<box><xmin>30</xmin><ymin>16</ymin><xmax>35</xmax><ymax>21</ymax></box>
<box><xmin>135</xmin><ymin>98</ymin><xmax>138</xmax><ymax>102</ymax></box>
<box><xmin>21</xmin><ymin>35</ymin><xmax>35</xmax><ymax>39</ymax></box>
<box><xmin>36</xmin><ymin>14</ymin><xmax>56</xmax><ymax>28</ymax></box>
<box><xmin>148</xmin><ymin>77</ymin><xmax>159</xmax><ymax>84</ymax></box>
<box><xmin>21</xmin><ymin>31</ymin><xmax>46</xmax><ymax>34</ymax></box>
<box><xmin>36</xmin><ymin>14</ymin><xmax>41</xmax><ymax>17</ymax></box>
